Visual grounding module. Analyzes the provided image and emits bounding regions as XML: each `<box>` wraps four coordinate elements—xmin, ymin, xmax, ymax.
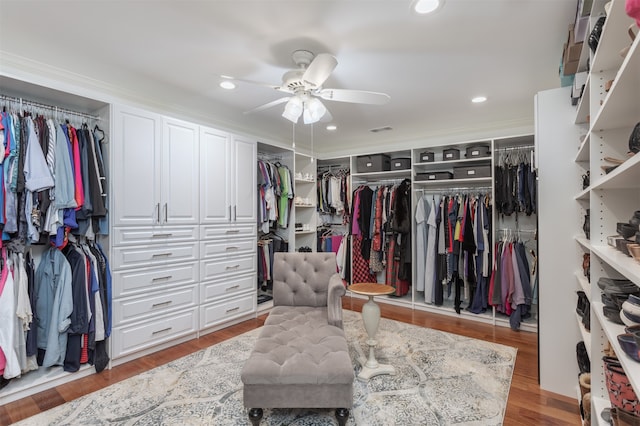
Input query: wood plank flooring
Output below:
<box><xmin>0</xmin><ymin>299</ymin><xmax>581</xmax><ymax>425</ymax></box>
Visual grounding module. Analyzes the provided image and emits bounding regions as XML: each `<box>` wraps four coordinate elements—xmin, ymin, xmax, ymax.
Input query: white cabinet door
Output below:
<box><xmin>200</xmin><ymin>126</ymin><xmax>231</xmax><ymax>223</ymax></box>
<box><xmin>162</xmin><ymin>118</ymin><xmax>199</xmax><ymax>225</ymax></box>
<box><xmin>112</xmin><ymin>105</ymin><xmax>162</xmax><ymax>226</ymax></box>
<box><xmin>232</xmin><ymin>135</ymin><xmax>257</xmax><ymax>223</ymax></box>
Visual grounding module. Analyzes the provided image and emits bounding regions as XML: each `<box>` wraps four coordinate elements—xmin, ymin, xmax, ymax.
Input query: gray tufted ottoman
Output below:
<box><xmin>241</xmin><ymin>253</ymin><xmax>354</xmax><ymax>426</ymax></box>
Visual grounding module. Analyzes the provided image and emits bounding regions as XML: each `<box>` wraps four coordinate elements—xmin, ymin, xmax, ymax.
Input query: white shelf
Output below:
<box><xmin>351</xmin><ymin>170</ymin><xmax>411</xmax><ymax>181</ymax></box>
<box><xmin>591</xmin><ymin>34</ymin><xmax>640</xmax><ymax>131</ymax></box>
<box><xmin>575</xmin><ymin>270</ymin><xmax>591</xmax><ymax>300</ymax></box>
<box><xmin>576</xmin><ymin>236</ymin><xmax>593</xmax><ymax>251</ymax></box>
<box><xmin>591</xmin><ymin>243</ymin><xmax>640</xmax><ymax>286</ymax></box>
<box><xmin>294</xmin><ymin>204</ymin><xmax>315</xmax><ymax>208</ymax></box>
<box><xmin>591</xmin><ymin>153</ymin><xmax>640</xmax><ymax>190</ymax></box>
<box><xmin>592</xmin><ymin>395</ymin><xmax>611</xmax><ymax>426</ymax></box>
<box><xmin>575</xmin><ymin>187</ymin><xmax>591</xmax><ymax>201</ymax></box>
<box><xmin>294</xmin><ymin>230</ymin><xmax>316</xmax><ymax>235</ymax></box>
<box><xmin>576</xmin><ymin>311</ymin><xmax>592</xmax><ymax>355</ymax></box>
<box><xmin>574</xmin><ymin>74</ymin><xmax>591</xmax><ymax>125</ymax></box>
<box><xmin>590</xmin><ymin>2</ymin><xmax>637</xmax><ymax>74</ymax></box>
<box><xmin>593</xmin><ymin>300</ymin><xmax>640</xmax><ymax>395</ymax></box>
<box><xmin>575</xmin><ymin>132</ymin><xmax>590</xmax><ymax>163</ymax></box>
<box><xmin>294</xmin><ymin>178</ymin><xmax>315</xmax><ymax>184</ymax></box>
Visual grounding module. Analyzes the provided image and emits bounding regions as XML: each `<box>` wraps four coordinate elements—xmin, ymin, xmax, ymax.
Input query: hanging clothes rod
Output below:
<box><xmin>495</xmin><ymin>144</ymin><xmax>535</xmax><ymax>151</ymax></box>
<box><xmin>0</xmin><ymin>93</ymin><xmax>101</xmax><ymax>121</ymax></box>
<box><xmin>416</xmin><ymin>186</ymin><xmax>492</xmax><ymax>193</ymax></box>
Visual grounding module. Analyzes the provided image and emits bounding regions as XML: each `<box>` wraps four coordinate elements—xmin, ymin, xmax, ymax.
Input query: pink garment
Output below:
<box><xmin>351</xmin><ymin>188</ymin><xmax>362</xmax><ymax>236</ymax></box>
<box><xmin>69</xmin><ymin>127</ymin><xmax>85</xmax><ymax>209</ymax></box>
<box><xmin>627</xmin><ymin>0</ymin><xmax>640</xmax><ymax>26</ymax></box>
<box><xmin>330</xmin><ymin>235</ymin><xmax>342</xmax><ymax>254</ymax></box>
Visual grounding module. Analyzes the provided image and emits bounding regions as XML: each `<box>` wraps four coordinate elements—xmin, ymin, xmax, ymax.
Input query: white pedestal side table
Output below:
<box><xmin>347</xmin><ymin>283</ymin><xmax>396</xmax><ymax>381</ymax></box>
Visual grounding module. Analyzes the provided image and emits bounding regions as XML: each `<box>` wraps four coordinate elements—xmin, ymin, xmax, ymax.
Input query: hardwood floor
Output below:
<box><xmin>0</xmin><ymin>299</ymin><xmax>581</xmax><ymax>425</ymax></box>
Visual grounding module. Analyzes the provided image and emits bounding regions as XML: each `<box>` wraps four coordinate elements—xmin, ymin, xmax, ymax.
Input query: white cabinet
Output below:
<box><xmin>200</xmin><ymin>126</ymin><xmax>257</xmax><ymax>224</ymax></box>
<box><xmin>294</xmin><ymin>152</ymin><xmax>318</xmax><ymax>251</ymax></box>
<box><xmin>112</xmin><ymin>105</ymin><xmax>199</xmax><ymax>226</ymax></box>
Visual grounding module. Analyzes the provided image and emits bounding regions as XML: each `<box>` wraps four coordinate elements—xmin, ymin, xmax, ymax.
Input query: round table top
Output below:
<box><xmin>348</xmin><ymin>283</ymin><xmax>396</xmax><ymax>296</ymax></box>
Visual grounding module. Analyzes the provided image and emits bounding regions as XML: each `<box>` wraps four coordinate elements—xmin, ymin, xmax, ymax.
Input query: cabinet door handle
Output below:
<box><xmin>226</xmin><ymin>229</ymin><xmax>240</xmax><ymax>234</ymax></box>
<box><xmin>152</xmin><ymin>275</ymin><xmax>173</xmax><ymax>282</ymax></box>
<box><xmin>225</xmin><ymin>284</ymin><xmax>240</xmax><ymax>291</ymax></box>
<box><xmin>152</xmin><ymin>327</ymin><xmax>172</xmax><ymax>335</ymax></box>
<box><xmin>152</xmin><ymin>233</ymin><xmax>173</xmax><ymax>238</ymax></box>
<box><xmin>156</xmin><ymin>203</ymin><xmax>161</xmax><ymax>223</ymax></box>
<box><xmin>226</xmin><ymin>306</ymin><xmax>240</xmax><ymax>313</ymax></box>
<box><xmin>152</xmin><ymin>300</ymin><xmax>172</xmax><ymax>308</ymax></box>
<box><xmin>233</xmin><ymin>205</ymin><xmax>237</xmax><ymax>221</ymax></box>
<box><xmin>226</xmin><ymin>246</ymin><xmax>239</xmax><ymax>251</ymax></box>
<box><xmin>152</xmin><ymin>252</ymin><xmax>172</xmax><ymax>258</ymax></box>
<box><xmin>228</xmin><ymin>206</ymin><xmax>232</xmax><ymax>220</ymax></box>
<box><xmin>164</xmin><ymin>203</ymin><xmax>168</xmax><ymax>223</ymax></box>
<box><xmin>225</xmin><ymin>264</ymin><xmax>240</xmax><ymax>270</ymax></box>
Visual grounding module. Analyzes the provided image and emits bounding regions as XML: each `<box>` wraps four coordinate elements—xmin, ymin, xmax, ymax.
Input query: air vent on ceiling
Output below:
<box><xmin>370</xmin><ymin>126</ymin><xmax>393</xmax><ymax>133</ymax></box>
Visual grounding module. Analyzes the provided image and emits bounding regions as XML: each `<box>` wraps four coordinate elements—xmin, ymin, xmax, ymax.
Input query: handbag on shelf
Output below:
<box><xmin>629</xmin><ymin>122</ymin><xmax>640</xmax><ymax>154</ymax></box>
<box><xmin>603</xmin><ymin>357</ymin><xmax>640</xmax><ymax>416</ymax></box>
<box><xmin>588</xmin><ymin>16</ymin><xmax>606</xmax><ymax>53</ymax></box>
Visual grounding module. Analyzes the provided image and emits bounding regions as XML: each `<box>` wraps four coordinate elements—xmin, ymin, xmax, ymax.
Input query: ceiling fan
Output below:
<box><xmin>231</xmin><ymin>50</ymin><xmax>391</xmax><ymax>125</ymax></box>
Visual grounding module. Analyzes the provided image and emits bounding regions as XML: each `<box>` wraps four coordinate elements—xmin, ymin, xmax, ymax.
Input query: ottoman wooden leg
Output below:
<box><xmin>248</xmin><ymin>408</ymin><xmax>263</xmax><ymax>426</ymax></box>
<box><xmin>335</xmin><ymin>408</ymin><xmax>350</xmax><ymax>426</ymax></box>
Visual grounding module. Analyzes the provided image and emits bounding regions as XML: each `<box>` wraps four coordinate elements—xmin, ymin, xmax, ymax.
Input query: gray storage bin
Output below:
<box><xmin>465</xmin><ymin>145</ymin><xmax>491</xmax><ymax>158</ymax></box>
<box><xmin>390</xmin><ymin>158</ymin><xmax>411</xmax><ymax>170</ymax></box>
<box><xmin>356</xmin><ymin>154</ymin><xmax>391</xmax><ymax>173</ymax></box>
<box><xmin>442</xmin><ymin>148</ymin><xmax>460</xmax><ymax>161</ymax></box>
<box><xmin>419</xmin><ymin>151</ymin><xmax>435</xmax><ymax>163</ymax></box>
<box><xmin>415</xmin><ymin>171</ymin><xmax>453</xmax><ymax>181</ymax></box>
<box><xmin>453</xmin><ymin>165</ymin><xmax>491</xmax><ymax>179</ymax></box>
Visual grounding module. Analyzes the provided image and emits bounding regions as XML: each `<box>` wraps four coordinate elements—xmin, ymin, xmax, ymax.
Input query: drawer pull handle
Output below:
<box><xmin>226</xmin><ymin>229</ymin><xmax>240</xmax><ymax>234</ymax></box>
<box><xmin>152</xmin><ymin>233</ymin><xmax>173</xmax><ymax>238</ymax></box>
<box><xmin>152</xmin><ymin>327</ymin><xmax>172</xmax><ymax>335</ymax></box>
<box><xmin>226</xmin><ymin>306</ymin><xmax>240</xmax><ymax>313</ymax></box>
<box><xmin>225</xmin><ymin>265</ymin><xmax>240</xmax><ymax>270</ymax></box>
<box><xmin>225</xmin><ymin>285</ymin><xmax>240</xmax><ymax>291</ymax></box>
<box><xmin>226</xmin><ymin>246</ymin><xmax>239</xmax><ymax>251</ymax></box>
<box><xmin>152</xmin><ymin>253</ymin><xmax>172</xmax><ymax>258</ymax></box>
<box><xmin>152</xmin><ymin>301</ymin><xmax>172</xmax><ymax>308</ymax></box>
<box><xmin>152</xmin><ymin>275</ymin><xmax>172</xmax><ymax>282</ymax></box>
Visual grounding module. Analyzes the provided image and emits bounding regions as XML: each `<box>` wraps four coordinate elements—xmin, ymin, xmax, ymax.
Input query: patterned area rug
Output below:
<box><xmin>16</xmin><ymin>310</ymin><xmax>516</xmax><ymax>425</ymax></box>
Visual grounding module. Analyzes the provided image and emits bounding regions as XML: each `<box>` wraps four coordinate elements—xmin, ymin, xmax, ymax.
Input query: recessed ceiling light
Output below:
<box><xmin>472</xmin><ymin>96</ymin><xmax>487</xmax><ymax>103</ymax></box>
<box><xmin>326</xmin><ymin>124</ymin><xmax>337</xmax><ymax>131</ymax></box>
<box><xmin>411</xmin><ymin>0</ymin><xmax>444</xmax><ymax>14</ymax></box>
<box><xmin>220</xmin><ymin>80</ymin><xmax>236</xmax><ymax>90</ymax></box>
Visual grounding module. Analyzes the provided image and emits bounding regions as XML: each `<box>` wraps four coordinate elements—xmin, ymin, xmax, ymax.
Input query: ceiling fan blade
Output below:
<box><xmin>244</xmin><ymin>97</ymin><xmax>291</xmax><ymax>114</ymax></box>
<box><xmin>316</xmin><ymin>88</ymin><xmax>390</xmax><ymax>105</ymax></box>
<box><xmin>225</xmin><ymin>76</ymin><xmax>293</xmax><ymax>94</ymax></box>
<box><xmin>302</xmin><ymin>53</ymin><xmax>337</xmax><ymax>88</ymax></box>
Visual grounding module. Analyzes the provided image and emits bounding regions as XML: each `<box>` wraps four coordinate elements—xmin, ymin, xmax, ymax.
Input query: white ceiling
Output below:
<box><xmin>0</xmin><ymin>0</ymin><xmax>577</xmax><ymax>155</ymax></box>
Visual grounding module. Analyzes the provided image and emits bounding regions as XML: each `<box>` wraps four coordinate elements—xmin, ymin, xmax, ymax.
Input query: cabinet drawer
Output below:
<box><xmin>200</xmin><ymin>254</ymin><xmax>255</xmax><ymax>281</ymax></box>
<box><xmin>112</xmin><ymin>308</ymin><xmax>198</xmax><ymax>359</ymax></box>
<box><xmin>199</xmin><ymin>293</ymin><xmax>255</xmax><ymax>330</ymax></box>
<box><xmin>113</xmin><ymin>243</ymin><xmax>198</xmax><ymax>269</ymax></box>
<box><xmin>200</xmin><ymin>224</ymin><xmax>255</xmax><ymax>240</ymax></box>
<box><xmin>201</xmin><ymin>274</ymin><xmax>255</xmax><ymax>303</ymax></box>
<box><xmin>113</xmin><ymin>285</ymin><xmax>198</xmax><ymax>325</ymax></box>
<box><xmin>112</xmin><ymin>226</ymin><xmax>198</xmax><ymax>246</ymax></box>
<box><xmin>113</xmin><ymin>261</ymin><xmax>198</xmax><ymax>298</ymax></box>
<box><xmin>200</xmin><ymin>238</ymin><xmax>254</xmax><ymax>258</ymax></box>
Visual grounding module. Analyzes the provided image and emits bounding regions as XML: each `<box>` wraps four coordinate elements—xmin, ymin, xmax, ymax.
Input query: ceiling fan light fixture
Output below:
<box><xmin>303</xmin><ymin>97</ymin><xmax>327</xmax><ymax>124</ymax></box>
<box><xmin>282</xmin><ymin>97</ymin><xmax>303</xmax><ymax>123</ymax></box>
<box><xmin>412</xmin><ymin>0</ymin><xmax>444</xmax><ymax>14</ymax></box>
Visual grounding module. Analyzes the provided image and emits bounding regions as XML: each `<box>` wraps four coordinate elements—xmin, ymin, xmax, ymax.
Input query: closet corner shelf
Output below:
<box><xmin>574</xmin><ymin>187</ymin><xmax>590</xmax><ymax>201</ymax></box>
<box><xmin>590</xmin><ymin>243</ymin><xmax>640</xmax><ymax>286</ymax></box>
<box><xmin>593</xmin><ymin>300</ymin><xmax>640</xmax><ymax>394</ymax></box>
<box><xmin>591</xmin><ymin>153</ymin><xmax>640</xmax><ymax>190</ymax></box>
<box><xmin>575</xmin><ymin>236</ymin><xmax>592</xmax><ymax>251</ymax></box>
<box><xmin>574</xmin><ymin>270</ymin><xmax>591</xmax><ymax>299</ymax></box>
<box><xmin>575</xmin><ymin>311</ymin><xmax>591</xmax><ymax>355</ymax></box>
<box><xmin>574</xmin><ymin>133</ymin><xmax>590</xmax><ymax>163</ymax></box>
<box><xmin>294</xmin><ymin>178</ymin><xmax>316</xmax><ymax>184</ymax></box>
